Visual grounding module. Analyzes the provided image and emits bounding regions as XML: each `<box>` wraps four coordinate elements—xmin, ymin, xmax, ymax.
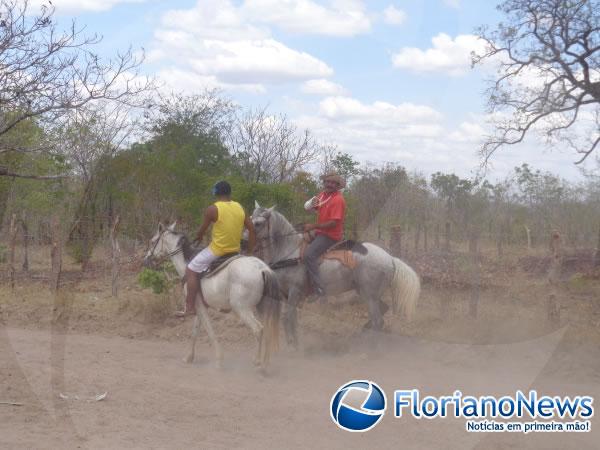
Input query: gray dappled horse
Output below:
<box><xmin>143</xmin><ymin>222</ymin><xmax>281</xmax><ymax>369</ymax></box>
<box><xmin>251</xmin><ymin>203</ymin><xmax>420</xmax><ymax>347</ymax></box>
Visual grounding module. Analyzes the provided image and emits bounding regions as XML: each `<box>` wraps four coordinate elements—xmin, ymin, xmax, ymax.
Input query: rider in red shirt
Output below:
<box><xmin>303</xmin><ymin>172</ymin><xmax>346</xmax><ymax>300</ymax></box>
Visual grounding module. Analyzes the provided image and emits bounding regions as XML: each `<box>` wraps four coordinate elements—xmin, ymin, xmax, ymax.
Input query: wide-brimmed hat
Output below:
<box><xmin>320</xmin><ymin>172</ymin><xmax>346</xmax><ymax>188</ymax></box>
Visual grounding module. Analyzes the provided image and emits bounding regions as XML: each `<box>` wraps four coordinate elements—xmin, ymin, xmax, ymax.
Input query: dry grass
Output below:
<box><xmin>1</xmin><ymin>242</ymin><xmax>599</xmax><ymax>350</ymax></box>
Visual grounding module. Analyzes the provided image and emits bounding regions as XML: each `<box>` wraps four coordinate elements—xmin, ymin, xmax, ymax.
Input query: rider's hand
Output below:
<box><xmin>311</xmin><ymin>197</ymin><xmax>319</xmax><ymax>208</ymax></box>
<box><xmin>304</xmin><ymin>223</ymin><xmax>316</xmax><ymax>232</ymax></box>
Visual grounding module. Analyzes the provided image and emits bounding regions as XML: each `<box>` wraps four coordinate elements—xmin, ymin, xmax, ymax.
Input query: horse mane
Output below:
<box><xmin>176</xmin><ymin>233</ymin><xmax>201</xmax><ymax>262</ymax></box>
<box><xmin>270</xmin><ymin>210</ymin><xmax>299</xmax><ymax>240</ymax></box>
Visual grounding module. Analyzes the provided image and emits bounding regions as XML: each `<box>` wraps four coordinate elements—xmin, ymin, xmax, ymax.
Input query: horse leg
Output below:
<box><xmin>186</xmin><ymin>297</ymin><xmax>223</xmax><ymax>368</ymax></box>
<box><xmin>282</xmin><ymin>286</ymin><xmax>301</xmax><ymax>349</ymax></box>
<box><xmin>357</xmin><ymin>270</ymin><xmax>388</xmax><ymax>332</ymax></box>
<box><xmin>185</xmin><ymin>313</ymin><xmax>200</xmax><ymax>364</ymax></box>
<box><xmin>236</xmin><ymin>306</ymin><xmax>264</xmax><ymax>367</ymax></box>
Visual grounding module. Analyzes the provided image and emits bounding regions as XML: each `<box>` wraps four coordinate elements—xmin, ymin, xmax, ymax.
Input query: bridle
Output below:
<box><xmin>146</xmin><ymin>229</ymin><xmax>185</xmax><ymax>267</ymax></box>
<box><xmin>252</xmin><ymin>212</ymin><xmax>305</xmax><ymax>267</ymax></box>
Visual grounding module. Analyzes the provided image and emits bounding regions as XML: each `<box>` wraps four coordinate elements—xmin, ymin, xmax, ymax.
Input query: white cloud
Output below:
<box><xmin>383</xmin><ymin>5</ymin><xmax>406</xmax><ymax>26</ymax></box>
<box><xmin>296</xmin><ymin>99</ymin><xmax>589</xmax><ymax>180</ymax></box>
<box><xmin>27</xmin><ymin>0</ymin><xmax>145</xmax><ymax>13</ymax></box>
<box><xmin>442</xmin><ymin>0</ymin><xmax>460</xmax><ymax>8</ymax></box>
<box><xmin>150</xmin><ymin>0</ymin><xmax>335</xmax><ymax>91</ymax></box>
<box><xmin>161</xmin><ymin>1</ymin><xmax>268</xmax><ymax>41</ymax></box>
<box><xmin>448</xmin><ymin>121</ymin><xmax>486</xmax><ymax>143</ymax></box>
<box><xmin>318</xmin><ymin>96</ymin><xmax>442</xmax><ymax>123</ymax></box>
<box><xmin>190</xmin><ymin>39</ymin><xmax>333</xmax><ymax>84</ymax></box>
<box><xmin>294</xmin><ymin>96</ymin><xmax>451</xmax><ymax>173</ymax></box>
<box><xmin>242</xmin><ymin>0</ymin><xmax>372</xmax><ymax>36</ymax></box>
<box><xmin>392</xmin><ymin>33</ymin><xmax>486</xmax><ymax>76</ymax></box>
<box><xmin>156</xmin><ymin>68</ymin><xmax>266</xmax><ymax>94</ymax></box>
<box><xmin>302</xmin><ymin>79</ymin><xmax>348</xmax><ymax>96</ymax></box>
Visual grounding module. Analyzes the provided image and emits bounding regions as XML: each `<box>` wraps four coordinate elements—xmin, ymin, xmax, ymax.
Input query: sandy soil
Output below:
<box><xmin>1</xmin><ymin>270</ymin><xmax>600</xmax><ymax>449</ymax></box>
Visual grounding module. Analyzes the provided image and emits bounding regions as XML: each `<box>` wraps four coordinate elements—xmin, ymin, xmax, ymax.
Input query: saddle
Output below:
<box><xmin>300</xmin><ymin>234</ymin><xmax>361</xmax><ymax>270</ymax></box>
<box><xmin>198</xmin><ymin>253</ymin><xmax>241</xmax><ymax>281</ymax></box>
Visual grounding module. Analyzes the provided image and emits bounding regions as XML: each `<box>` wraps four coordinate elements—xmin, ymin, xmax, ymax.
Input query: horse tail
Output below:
<box><xmin>257</xmin><ymin>268</ymin><xmax>281</xmax><ymax>366</ymax></box>
<box><xmin>390</xmin><ymin>257</ymin><xmax>420</xmax><ymax>320</ymax></box>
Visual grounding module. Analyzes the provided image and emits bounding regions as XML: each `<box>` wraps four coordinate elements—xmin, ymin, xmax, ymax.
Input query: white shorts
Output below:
<box><xmin>187</xmin><ymin>247</ymin><xmax>218</xmax><ymax>273</ymax></box>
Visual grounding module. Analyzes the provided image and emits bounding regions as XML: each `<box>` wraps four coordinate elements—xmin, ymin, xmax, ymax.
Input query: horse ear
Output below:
<box><xmin>254</xmin><ymin>200</ymin><xmax>261</xmax><ymax>210</ymax></box>
<box><xmin>168</xmin><ymin>221</ymin><xmax>177</xmax><ymax>231</ymax></box>
<box><xmin>268</xmin><ymin>205</ymin><xmax>276</xmax><ymax>213</ymax></box>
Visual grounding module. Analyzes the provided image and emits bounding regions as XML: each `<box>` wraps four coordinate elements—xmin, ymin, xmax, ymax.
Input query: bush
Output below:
<box><xmin>0</xmin><ymin>244</ymin><xmax>6</xmax><ymax>263</ymax></box>
<box><xmin>138</xmin><ymin>268</ymin><xmax>169</xmax><ymax>294</ymax></box>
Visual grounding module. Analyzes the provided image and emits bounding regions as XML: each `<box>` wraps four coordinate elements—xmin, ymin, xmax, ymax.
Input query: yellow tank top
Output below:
<box><xmin>209</xmin><ymin>201</ymin><xmax>245</xmax><ymax>256</ymax></box>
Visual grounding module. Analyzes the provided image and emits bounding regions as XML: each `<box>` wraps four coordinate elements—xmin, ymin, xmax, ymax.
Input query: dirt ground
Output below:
<box><xmin>2</xmin><ymin>259</ymin><xmax>600</xmax><ymax>449</ymax></box>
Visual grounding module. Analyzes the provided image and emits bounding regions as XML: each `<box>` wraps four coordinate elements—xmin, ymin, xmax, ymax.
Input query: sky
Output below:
<box><xmin>31</xmin><ymin>0</ymin><xmax>599</xmax><ymax>181</ymax></box>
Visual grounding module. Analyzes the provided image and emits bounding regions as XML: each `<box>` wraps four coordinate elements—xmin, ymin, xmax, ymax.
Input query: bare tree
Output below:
<box><xmin>230</xmin><ymin>106</ymin><xmax>320</xmax><ymax>183</ymax></box>
<box><xmin>474</xmin><ymin>0</ymin><xmax>600</xmax><ymax>164</ymax></box>
<box><xmin>0</xmin><ymin>0</ymin><xmax>153</xmax><ymax>178</ymax></box>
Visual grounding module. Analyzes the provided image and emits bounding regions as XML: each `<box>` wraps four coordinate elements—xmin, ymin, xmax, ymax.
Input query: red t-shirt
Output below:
<box><xmin>314</xmin><ymin>191</ymin><xmax>346</xmax><ymax>241</ymax></box>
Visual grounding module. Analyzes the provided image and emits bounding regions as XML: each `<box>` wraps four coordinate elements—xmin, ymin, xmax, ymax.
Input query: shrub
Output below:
<box><xmin>138</xmin><ymin>268</ymin><xmax>169</xmax><ymax>294</ymax></box>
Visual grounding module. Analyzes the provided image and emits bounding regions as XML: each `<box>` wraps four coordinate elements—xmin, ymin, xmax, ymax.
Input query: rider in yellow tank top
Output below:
<box><xmin>177</xmin><ymin>181</ymin><xmax>256</xmax><ymax>317</ymax></box>
<box><xmin>210</xmin><ymin>201</ymin><xmax>245</xmax><ymax>256</ymax></box>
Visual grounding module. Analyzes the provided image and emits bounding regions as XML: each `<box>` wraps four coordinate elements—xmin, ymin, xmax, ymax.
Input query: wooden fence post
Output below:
<box><xmin>594</xmin><ymin>222</ymin><xmax>600</xmax><ymax>268</ymax></box>
<box><xmin>50</xmin><ymin>217</ymin><xmax>62</xmax><ymax>292</ymax></box>
<box><xmin>414</xmin><ymin>224</ymin><xmax>422</xmax><ymax>255</ymax></box>
<box><xmin>469</xmin><ymin>234</ymin><xmax>480</xmax><ymax>318</ymax></box>
<box><xmin>110</xmin><ymin>215</ymin><xmax>121</xmax><ymax>297</ymax></box>
<box><xmin>390</xmin><ymin>225</ymin><xmax>402</xmax><ymax>258</ymax></box>
<box><xmin>9</xmin><ymin>213</ymin><xmax>17</xmax><ymax>289</ymax></box>
<box><xmin>21</xmin><ymin>219</ymin><xmax>29</xmax><ymax>272</ymax></box>
<box><xmin>547</xmin><ymin>230</ymin><xmax>562</xmax><ymax>325</ymax></box>
<box><xmin>525</xmin><ymin>225</ymin><xmax>532</xmax><ymax>253</ymax></box>
<box><xmin>444</xmin><ymin>221</ymin><xmax>451</xmax><ymax>252</ymax></box>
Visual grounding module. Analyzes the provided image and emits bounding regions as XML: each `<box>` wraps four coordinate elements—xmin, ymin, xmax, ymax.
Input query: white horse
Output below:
<box><xmin>251</xmin><ymin>203</ymin><xmax>420</xmax><ymax>347</ymax></box>
<box><xmin>143</xmin><ymin>223</ymin><xmax>280</xmax><ymax>369</ymax></box>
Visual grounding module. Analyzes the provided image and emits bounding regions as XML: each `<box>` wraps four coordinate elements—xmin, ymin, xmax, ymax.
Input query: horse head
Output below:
<box><xmin>143</xmin><ymin>221</ymin><xmax>178</xmax><ymax>268</ymax></box>
<box><xmin>250</xmin><ymin>201</ymin><xmax>276</xmax><ymax>241</ymax></box>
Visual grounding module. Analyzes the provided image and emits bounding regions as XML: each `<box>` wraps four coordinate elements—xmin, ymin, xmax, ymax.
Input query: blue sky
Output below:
<box><xmin>38</xmin><ymin>0</ymin><xmax>596</xmax><ymax>181</ymax></box>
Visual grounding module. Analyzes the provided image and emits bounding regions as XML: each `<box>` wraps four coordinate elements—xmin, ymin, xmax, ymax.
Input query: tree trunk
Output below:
<box><xmin>423</xmin><ymin>225</ymin><xmax>428</xmax><ymax>252</ymax></box>
<box><xmin>444</xmin><ymin>221</ymin><xmax>451</xmax><ymax>252</ymax></box>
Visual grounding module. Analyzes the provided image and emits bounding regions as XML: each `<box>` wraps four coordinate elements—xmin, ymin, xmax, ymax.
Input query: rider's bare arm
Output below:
<box><xmin>195</xmin><ymin>205</ymin><xmax>218</xmax><ymax>243</ymax></box>
<box><xmin>244</xmin><ymin>215</ymin><xmax>256</xmax><ymax>253</ymax></box>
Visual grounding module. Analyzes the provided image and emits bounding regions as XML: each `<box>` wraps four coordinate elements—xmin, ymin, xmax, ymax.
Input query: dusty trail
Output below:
<box><xmin>1</xmin><ymin>322</ymin><xmax>599</xmax><ymax>449</ymax></box>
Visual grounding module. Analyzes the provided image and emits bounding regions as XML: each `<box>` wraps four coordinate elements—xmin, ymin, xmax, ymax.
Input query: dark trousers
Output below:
<box><xmin>304</xmin><ymin>234</ymin><xmax>336</xmax><ymax>295</ymax></box>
